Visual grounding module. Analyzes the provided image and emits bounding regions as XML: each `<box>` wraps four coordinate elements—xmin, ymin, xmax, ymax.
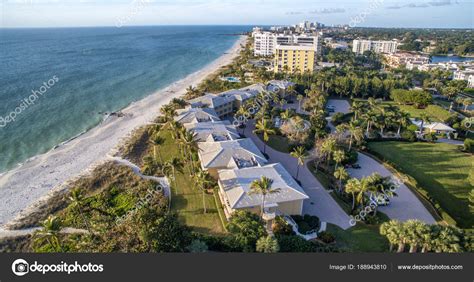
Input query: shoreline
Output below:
<box><xmin>0</xmin><ymin>35</ymin><xmax>247</xmax><ymax>228</ymax></box>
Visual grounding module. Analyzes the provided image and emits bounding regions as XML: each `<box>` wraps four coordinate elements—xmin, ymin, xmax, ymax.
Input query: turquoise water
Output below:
<box><xmin>0</xmin><ymin>26</ymin><xmax>249</xmax><ymax>173</ymax></box>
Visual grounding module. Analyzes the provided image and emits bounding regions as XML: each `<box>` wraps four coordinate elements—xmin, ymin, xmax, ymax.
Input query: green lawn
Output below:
<box><xmin>158</xmin><ymin>130</ymin><xmax>226</xmax><ymax>235</ymax></box>
<box><xmin>327</xmin><ymin>224</ymin><xmax>389</xmax><ymax>252</ymax></box>
<box><xmin>354</xmin><ymin>99</ymin><xmax>453</xmax><ymax>122</ymax></box>
<box><xmin>256</xmin><ymin>134</ymin><xmax>291</xmax><ymax>153</ymax></box>
<box><xmin>397</xmin><ymin>104</ymin><xmax>453</xmax><ymax>122</ymax></box>
<box><xmin>368</xmin><ymin>142</ymin><xmax>474</xmax><ymax>228</ymax></box>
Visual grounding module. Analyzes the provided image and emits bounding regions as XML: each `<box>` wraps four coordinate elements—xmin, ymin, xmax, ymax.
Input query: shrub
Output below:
<box><xmin>331</xmin><ymin>112</ymin><xmax>345</xmax><ymax>125</ymax></box>
<box><xmin>272</xmin><ymin>216</ymin><xmax>295</xmax><ymax>236</ymax></box>
<box><xmin>318</xmin><ymin>231</ymin><xmax>336</xmax><ymax>244</ymax></box>
<box><xmin>424</xmin><ymin>133</ymin><xmax>438</xmax><ymax>143</ymax></box>
<box><xmin>256</xmin><ymin>236</ymin><xmax>280</xmax><ymax>253</ymax></box>
<box><xmin>464</xmin><ymin>138</ymin><xmax>474</xmax><ymax>153</ymax></box>
<box><xmin>401</xmin><ymin>130</ymin><xmax>417</xmax><ymax>142</ymax></box>
<box><xmin>342</xmin><ymin>150</ymin><xmax>359</xmax><ymax>165</ymax></box>
<box><xmin>276</xmin><ymin>235</ymin><xmax>339</xmax><ymax>252</ymax></box>
<box><xmin>227</xmin><ymin>211</ymin><xmax>267</xmax><ymax>251</ymax></box>
<box><xmin>407</xmin><ymin>124</ymin><xmax>419</xmax><ymax>132</ymax></box>
<box><xmin>291</xmin><ymin>215</ymin><xmax>320</xmax><ymax>234</ymax></box>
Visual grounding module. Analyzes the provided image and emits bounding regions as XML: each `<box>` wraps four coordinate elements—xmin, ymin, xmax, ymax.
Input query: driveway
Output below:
<box><xmin>245</xmin><ymin>121</ymin><xmax>352</xmax><ymax>230</ymax></box>
<box><xmin>347</xmin><ymin>153</ymin><xmax>436</xmax><ymax>224</ymax></box>
<box><xmin>436</xmin><ymin>138</ymin><xmax>464</xmax><ymax>146</ymax></box>
<box><xmin>327</xmin><ymin>99</ymin><xmax>351</xmax><ymax>116</ymax></box>
<box><xmin>327</xmin><ymin>99</ymin><xmax>351</xmax><ymax>133</ymax></box>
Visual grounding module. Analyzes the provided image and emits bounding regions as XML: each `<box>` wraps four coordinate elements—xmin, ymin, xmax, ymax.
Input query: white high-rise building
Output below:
<box><xmin>352</xmin><ymin>39</ymin><xmax>398</xmax><ymax>55</ymax></box>
<box><xmin>253</xmin><ymin>30</ymin><xmax>321</xmax><ymax>57</ymax></box>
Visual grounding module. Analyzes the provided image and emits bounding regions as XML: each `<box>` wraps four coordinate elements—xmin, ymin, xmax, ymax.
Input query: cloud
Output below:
<box><xmin>309</xmin><ymin>8</ymin><xmax>346</xmax><ymax>14</ymax></box>
<box><xmin>385</xmin><ymin>0</ymin><xmax>458</xmax><ymax>10</ymax></box>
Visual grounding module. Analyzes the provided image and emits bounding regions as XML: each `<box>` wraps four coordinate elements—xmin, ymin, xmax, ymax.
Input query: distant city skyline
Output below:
<box><xmin>0</xmin><ymin>0</ymin><xmax>473</xmax><ymax>28</ymax></box>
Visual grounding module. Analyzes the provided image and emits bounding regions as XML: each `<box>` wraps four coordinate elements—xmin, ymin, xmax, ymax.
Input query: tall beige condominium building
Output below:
<box><xmin>252</xmin><ymin>29</ymin><xmax>321</xmax><ymax>57</ymax></box>
<box><xmin>352</xmin><ymin>39</ymin><xmax>398</xmax><ymax>54</ymax></box>
<box><xmin>274</xmin><ymin>44</ymin><xmax>317</xmax><ymax>73</ymax></box>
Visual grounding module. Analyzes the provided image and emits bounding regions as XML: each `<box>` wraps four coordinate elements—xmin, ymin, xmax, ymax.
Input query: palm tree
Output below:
<box><xmin>68</xmin><ymin>188</ymin><xmax>91</xmax><ymax>233</ymax></box>
<box><xmin>419</xmin><ymin>113</ymin><xmax>431</xmax><ymax>133</ymax></box>
<box><xmin>280</xmin><ymin>109</ymin><xmax>293</xmax><ymax>122</ymax></box>
<box><xmin>181</xmin><ymin>130</ymin><xmax>199</xmax><ymax>175</ymax></box>
<box><xmin>150</xmin><ymin>134</ymin><xmax>164</xmax><ymax>164</ymax></box>
<box><xmin>185</xmin><ymin>85</ymin><xmax>198</xmax><ymax>99</ymax></box>
<box><xmin>235</xmin><ymin>107</ymin><xmax>249</xmax><ymax>134</ymax></box>
<box><xmin>380</xmin><ymin>220</ymin><xmax>403</xmax><ymax>252</ymax></box>
<box><xmin>33</xmin><ymin>215</ymin><xmax>64</xmax><ymax>252</ymax></box>
<box><xmin>253</xmin><ymin>119</ymin><xmax>276</xmax><ymax>154</ymax></box>
<box><xmin>290</xmin><ymin>146</ymin><xmax>308</xmax><ymax>180</ymax></box>
<box><xmin>396</xmin><ymin>111</ymin><xmax>411</xmax><ymax>136</ymax></box>
<box><xmin>334</xmin><ymin>167</ymin><xmax>349</xmax><ymax>194</ymax></box>
<box><xmin>351</xmin><ymin>101</ymin><xmax>364</xmax><ymax>121</ymax></box>
<box><xmin>347</xmin><ymin>122</ymin><xmax>364</xmax><ymax>151</ymax></box>
<box><xmin>163</xmin><ymin>157</ymin><xmax>184</xmax><ymax>193</ymax></box>
<box><xmin>320</xmin><ymin>136</ymin><xmax>337</xmax><ymax>167</ymax></box>
<box><xmin>431</xmin><ymin>225</ymin><xmax>462</xmax><ymax>253</ymax></box>
<box><xmin>333</xmin><ymin>150</ymin><xmax>346</xmax><ymax>170</ymax></box>
<box><xmin>345</xmin><ymin>178</ymin><xmax>361</xmax><ymax>211</ymax></box>
<box><xmin>297</xmin><ymin>94</ymin><xmax>304</xmax><ymax>112</ymax></box>
<box><xmin>462</xmin><ymin>98</ymin><xmax>472</xmax><ymax>111</ymax></box>
<box><xmin>194</xmin><ymin>170</ymin><xmax>213</xmax><ymax>214</ymax></box>
<box><xmin>405</xmin><ymin>220</ymin><xmax>428</xmax><ymax>253</ymax></box>
<box><xmin>249</xmin><ymin>176</ymin><xmax>281</xmax><ymax>216</ymax></box>
<box><xmin>160</xmin><ymin>104</ymin><xmax>177</xmax><ymax>123</ymax></box>
<box><xmin>364</xmin><ymin>111</ymin><xmax>378</xmax><ymax>135</ymax></box>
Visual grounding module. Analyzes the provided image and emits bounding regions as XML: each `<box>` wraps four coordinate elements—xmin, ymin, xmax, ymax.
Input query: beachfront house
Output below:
<box><xmin>198</xmin><ymin>138</ymin><xmax>267</xmax><ymax>178</ymax></box>
<box><xmin>184</xmin><ymin>121</ymin><xmax>240</xmax><ymax>142</ymax></box>
<box><xmin>188</xmin><ymin>94</ymin><xmax>236</xmax><ymax>118</ymax></box>
<box><xmin>217</xmin><ymin>163</ymin><xmax>309</xmax><ymax>219</ymax></box>
<box><xmin>175</xmin><ymin>107</ymin><xmax>220</xmax><ymax>125</ymax></box>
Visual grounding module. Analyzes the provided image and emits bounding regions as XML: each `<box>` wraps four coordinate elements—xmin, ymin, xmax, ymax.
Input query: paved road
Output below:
<box><xmin>327</xmin><ymin>99</ymin><xmax>351</xmax><ymax>116</ymax></box>
<box><xmin>348</xmin><ymin>153</ymin><xmax>436</xmax><ymax>224</ymax></box>
<box><xmin>327</xmin><ymin>99</ymin><xmax>351</xmax><ymax>133</ymax></box>
<box><xmin>436</xmin><ymin>138</ymin><xmax>464</xmax><ymax>146</ymax></box>
<box><xmin>246</xmin><ymin>121</ymin><xmax>352</xmax><ymax>230</ymax></box>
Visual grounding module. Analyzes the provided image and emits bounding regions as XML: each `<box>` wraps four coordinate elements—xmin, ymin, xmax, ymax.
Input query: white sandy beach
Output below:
<box><xmin>0</xmin><ymin>35</ymin><xmax>246</xmax><ymax>228</ymax></box>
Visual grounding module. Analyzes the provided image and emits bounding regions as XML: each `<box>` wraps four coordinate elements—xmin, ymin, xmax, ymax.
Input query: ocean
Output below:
<box><xmin>0</xmin><ymin>26</ymin><xmax>249</xmax><ymax>173</ymax></box>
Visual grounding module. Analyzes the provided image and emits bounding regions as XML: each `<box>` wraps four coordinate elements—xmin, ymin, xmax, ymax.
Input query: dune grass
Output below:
<box><xmin>368</xmin><ymin>142</ymin><xmax>473</xmax><ymax>228</ymax></box>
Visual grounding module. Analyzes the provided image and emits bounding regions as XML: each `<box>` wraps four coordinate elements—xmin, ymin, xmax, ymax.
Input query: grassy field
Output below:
<box><xmin>354</xmin><ymin>99</ymin><xmax>453</xmax><ymax>122</ymax></box>
<box><xmin>327</xmin><ymin>224</ymin><xmax>389</xmax><ymax>252</ymax></box>
<box><xmin>256</xmin><ymin>133</ymin><xmax>291</xmax><ymax>153</ymax></box>
<box><xmin>158</xmin><ymin>130</ymin><xmax>226</xmax><ymax>235</ymax></box>
<box><xmin>396</xmin><ymin>104</ymin><xmax>453</xmax><ymax>122</ymax></box>
<box><xmin>368</xmin><ymin>142</ymin><xmax>473</xmax><ymax>228</ymax></box>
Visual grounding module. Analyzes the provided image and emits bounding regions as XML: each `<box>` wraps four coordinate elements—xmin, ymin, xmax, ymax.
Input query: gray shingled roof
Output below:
<box><xmin>198</xmin><ymin>138</ymin><xmax>267</xmax><ymax>170</ymax></box>
<box><xmin>175</xmin><ymin>108</ymin><xmax>220</xmax><ymax>125</ymax></box>
<box><xmin>218</xmin><ymin>163</ymin><xmax>309</xmax><ymax>209</ymax></box>
<box><xmin>184</xmin><ymin>121</ymin><xmax>240</xmax><ymax>142</ymax></box>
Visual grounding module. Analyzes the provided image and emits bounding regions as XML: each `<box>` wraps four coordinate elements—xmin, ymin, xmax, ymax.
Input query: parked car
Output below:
<box><xmin>351</xmin><ymin>164</ymin><xmax>361</xmax><ymax>169</ymax></box>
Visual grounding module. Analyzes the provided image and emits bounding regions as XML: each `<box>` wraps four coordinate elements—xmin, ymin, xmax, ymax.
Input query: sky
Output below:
<box><xmin>0</xmin><ymin>0</ymin><xmax>473</xmax><ymax>28</ymax></box>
